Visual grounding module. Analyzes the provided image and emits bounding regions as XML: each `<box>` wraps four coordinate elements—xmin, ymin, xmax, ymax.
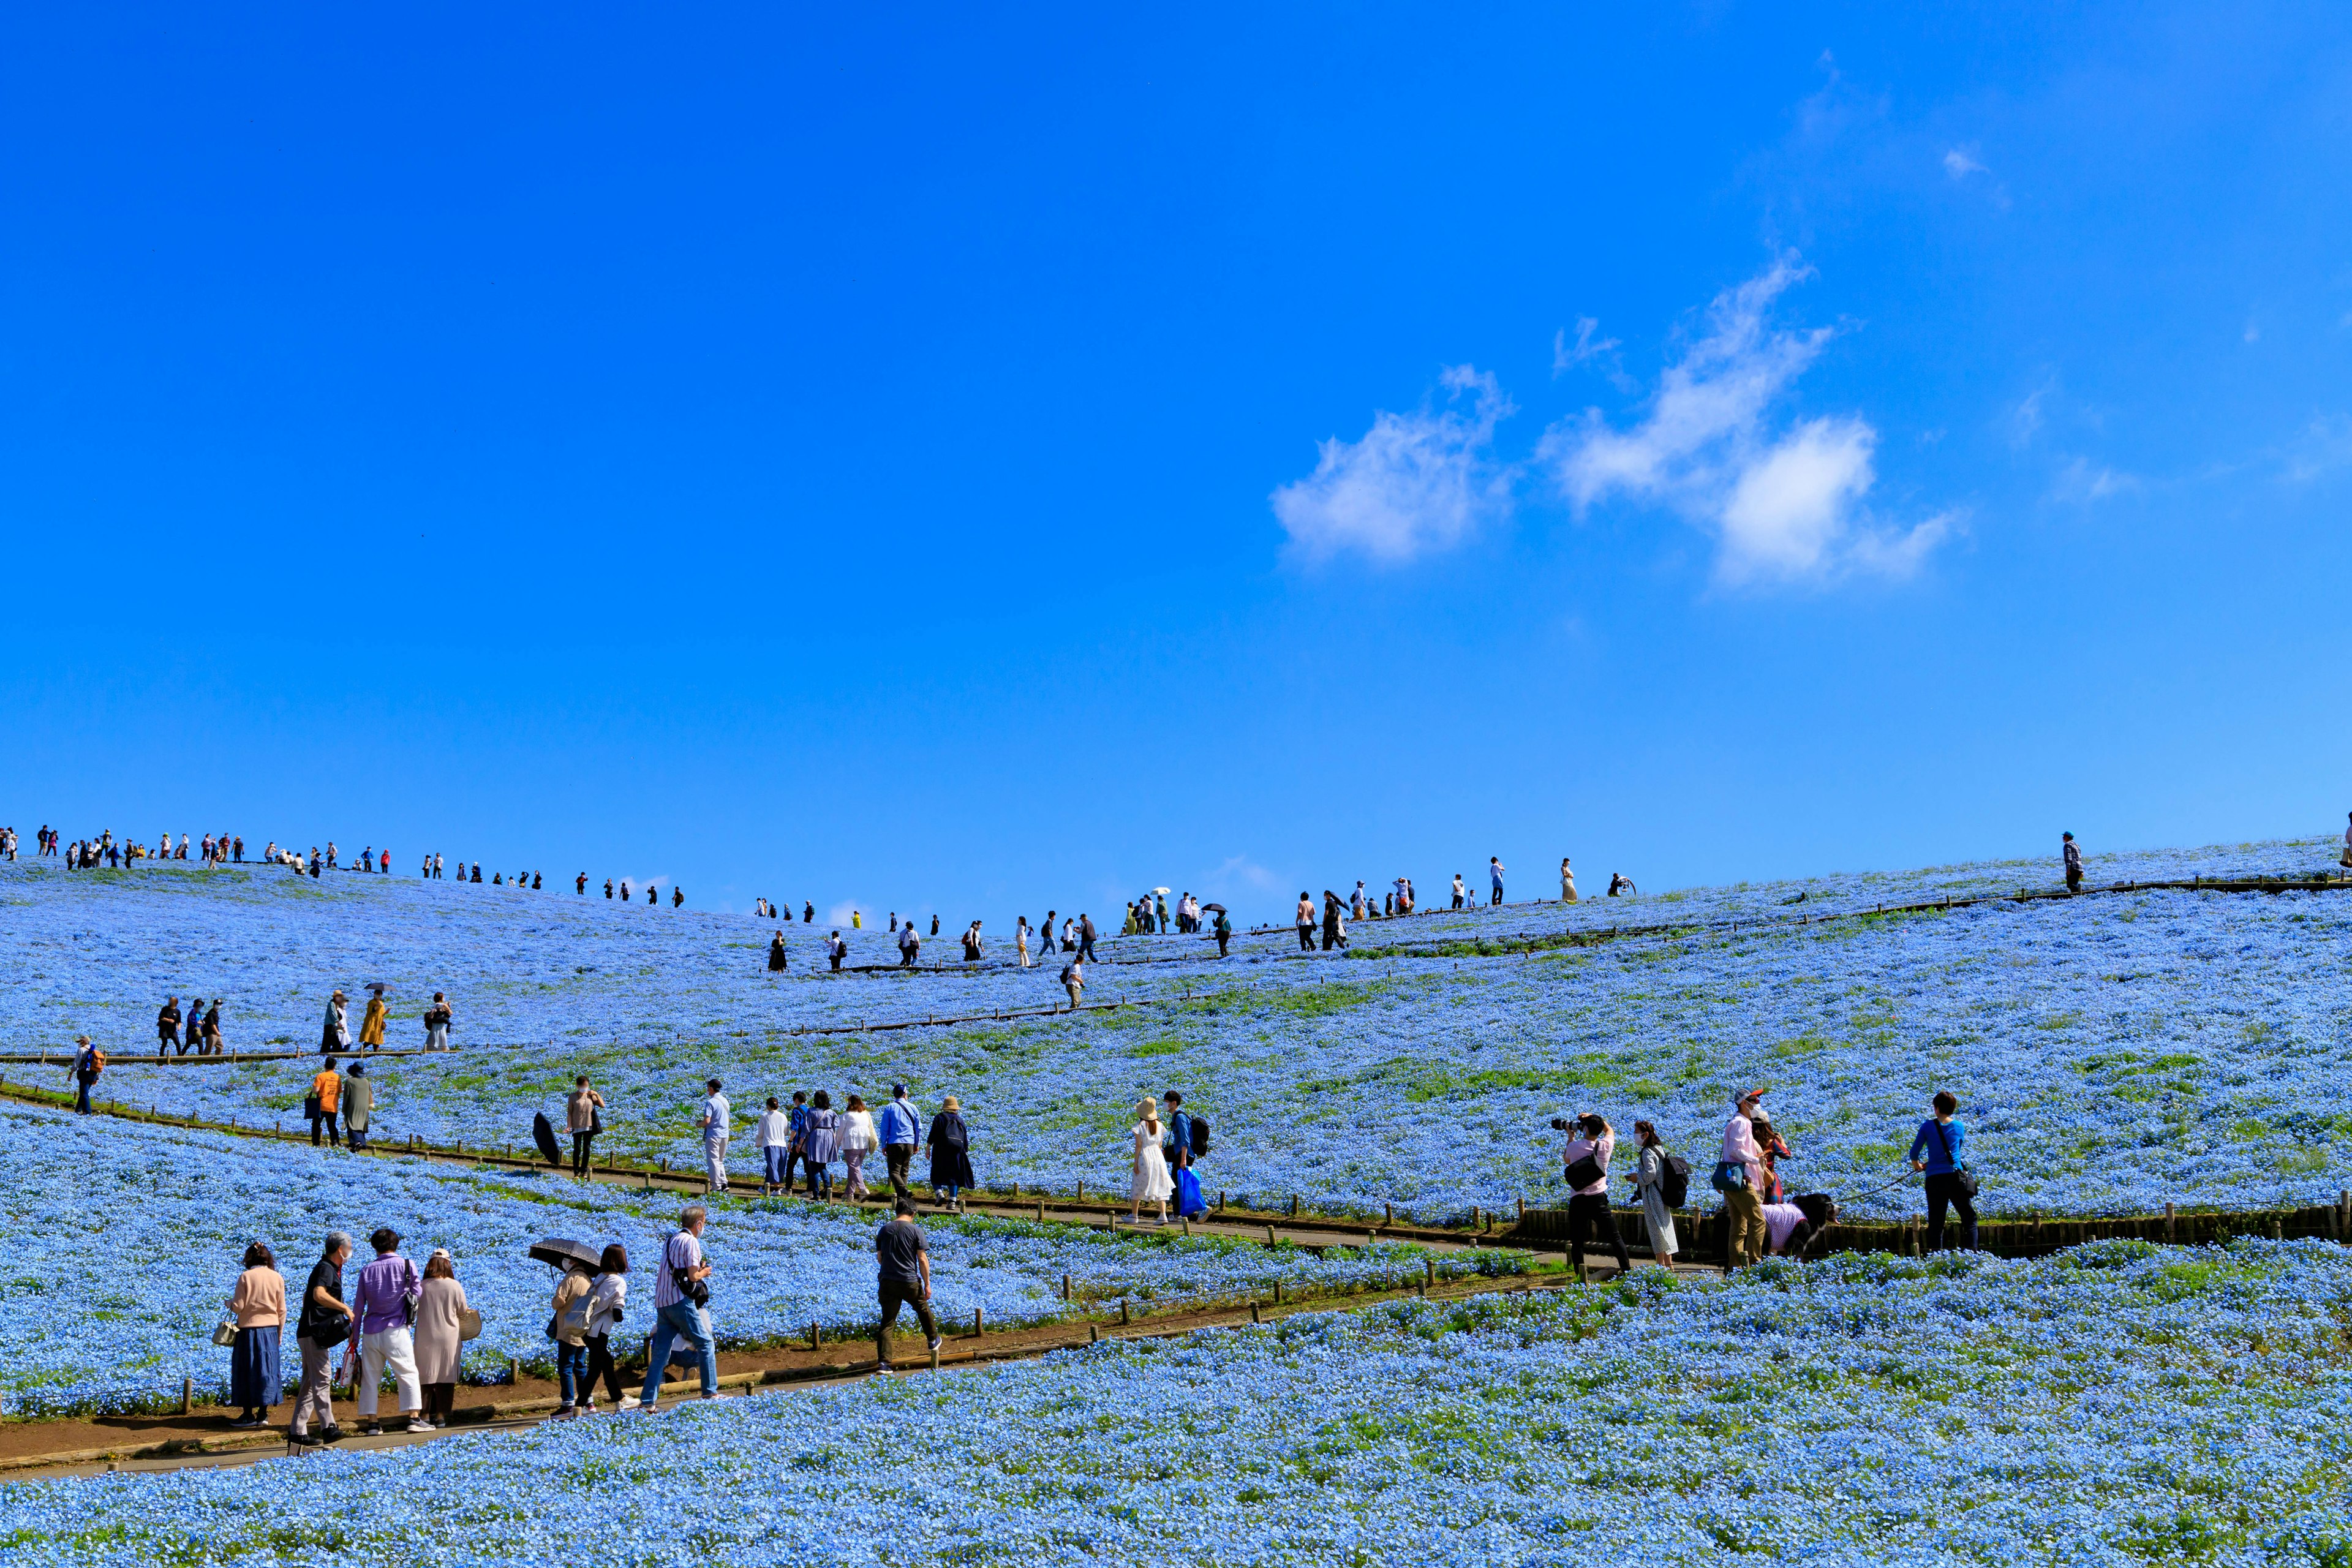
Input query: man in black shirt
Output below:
<box><xmin>873</xmin><ymin>1199</ymin><xmax>940</xmax><ymax>1371</ymax></box>
<box><xmin>157</xmin><ymin>997</ymin><xmax>181</xmax><ymax>1058</ymax></box>
<box><xmin>290</xmin><ymin>1231</ymin><xmax>355</xmax><ymax>1445</ymax></box>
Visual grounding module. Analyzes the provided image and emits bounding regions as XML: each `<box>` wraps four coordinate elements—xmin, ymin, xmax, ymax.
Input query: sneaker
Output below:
<box><xmin>927</xmin><ymin>1337</ymin><xmax>943</xmax><ymax>1354</ymax></box>
<box><xmin>617</xmin><ymin>1395</ymin><xmax>639</xmax><ymax>1411</ymax></box>
<box><xmin>228</xmin><ymin>1415</ymin><xmax>263</xmax><ymax>1430</ymax></box>
<box><xmin>581</xmin><ymin>1401</ymin><xmax>598</xmax><ymax>1415</ymax></box>
<box><xmin>551</xmin><ymin>1406</ymin><xmax>576</xmax><ymax>1420</ymax></box>
<box><xmin>406</xmin><ymin>1418</ymin><xmax>434</xmax><ymax>1433</ymax></box>
<box><xmin>288</xmin><ymin>1430</ymin><xmax>322</xmax><ymax>1447</ymax></box>
<box><xmin>631</xmin><ymin>1403</ymin><xmax>659</xmax><ymax>1414</ymax></box>
<box><xmin>318</xmin><ymin>1425</ymin><xmax>345</xmax><ymax>1444</ymax></box>
<box><xmin>873</xmin><ymin>1361</ymin><xmax>893</xmax><ymax>1373</ymax></box>
<box><xmin>360</xmin><ymin>1422</ymin><xmax>383</xmax><ymax>1436</ymax></box>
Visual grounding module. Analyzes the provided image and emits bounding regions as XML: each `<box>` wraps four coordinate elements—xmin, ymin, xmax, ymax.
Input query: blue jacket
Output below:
<box><xmin>1907</xmin><ymin>1118</ymin><xmax>1967</xmax><ymax>1174</ymax></box>
<box><xmin>878</xmin><ymin>1097</ymin><xmax>922</xmax><ymax>1147</ymax></box>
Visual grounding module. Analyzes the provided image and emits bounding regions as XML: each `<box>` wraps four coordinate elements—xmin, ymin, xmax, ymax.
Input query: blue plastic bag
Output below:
<box><xmin>1175</xmin><ymin>1167</ymin><xmax>1207</xmax><ymax>1219</ymax></box>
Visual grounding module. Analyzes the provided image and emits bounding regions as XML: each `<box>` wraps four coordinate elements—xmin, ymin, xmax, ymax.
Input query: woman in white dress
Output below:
<box><xmin>838</xmin><ymin>1094</ymin><xmax>878</xmax><ymax>1200</ymax></box>
<box><xmin>1129</xmin><ymin>1098</ymin><xmax>1172</xmax><ymax>1225</ymax></box>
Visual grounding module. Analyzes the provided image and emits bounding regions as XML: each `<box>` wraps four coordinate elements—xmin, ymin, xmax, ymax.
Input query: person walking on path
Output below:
<box><xmin>927</xmin><ymin>1095</ymin><xmax>973</xmax><ymax>1207</ymax></box>
<box><xmin>551</xmin><ymin>1256</ymin><xmax>595</xmax><ymax>1419</ymax></box>
<box><xmin>1059</xmin><ymin>955</ymin><xmax>1084</xmax><ymax>1012</ymax></box>
<box><xmin>1321</xmin><ymin>891</ymin><xmax>1346</xmax><ymax>951</ymax></box>
<box><xmin>288</xmin><ymin>1231</ymin><xmax>352</xmax><ymax>1445</ymax></box>
<box><xmin>413</xmin><ymin>1250</ymin><xmax>467</xmax><ymax>1430</ymax></box>
<box><xmin>1295</xmin><ymin>892</ymin><xmax>1316</xmax><ymax>951</ymax></box>
<box><xmin>348</xmin><ymin>1227</ymin><xmax>424</xmax><ymax>1436</ymax></box>
<box><xmin>878</xmin><ymin>1085</ymin><xmax>921</xmax><ymax>1199</ymax></box>
<box><xmin>1561</xmin><ymin>858</ymin><xmax>1578</xmax><ymax>903</ymax></box>
<box><xmin>839</xmin><ymin>1094</ymin><xmax>878</xmax><ymax>1200</ymax></box>
<box><xmin>781</xmin><ymin>1091</ymin><xmax>813</xmax><ymax>1193</ymax></box>
<box><xmin>1489</xmin><ymin>857</ymin><xmax>1506</xmax><ymax>906</ymax></box>
<box><xmin>1908</xmin><ymin>1090</ymin><xmax>1980</xmax><ymax>1251</ymax></box>
<box><xmin>224</xmin><ymin>1242</ymin><xmax>285</xmax><ymax>1428</ymax></box>
<box><xmin>1163</xmin><ymin>1089</ymin><xmax>1196</xmax><ymax>1185</ymax></box>
<box><xmin>320</xmin><ymin>990</ymin><xmax>350</xmax><ymax>1055</ymax></box>
<box><xmin>699</xmin><ymin>1079</ymin><xmax>732</xmax><ymax>1194</ymax></box>
<box><xmin>1718</xmin><ymin>1090</ymin><xmax>1768</xmax><ymax>1270</ymax></box>
<box><xmin>960</xmin><ymin>921</ymin><xmax>984</xmax><ymax>962</ymax></box>
<box><xmin>767</xmin><ymin>931</ymin><xmax>788</xmax><ymax>972</ymax></box>
<box><xmin>1077</xmin><ymin>913</ymin><xmax>1098</xmax><ymax>962</ymax></box>
<box><xmin>423</xmin><ymin>992</ymin><xmax>453</xmax><ymax>1051</ymax></box>
<box><xmin>827</xmin><ymin>930</ymin><xmax>846</xmax><ymax>971</ymax></box>
<box><xmin>69</xmin><ymin>1036</ymin><xmax>104</xmax><ymax>1114</ymax></box>
<box><xmin>636</xmin><ymin>1205</ymin><xmax>717</xmax><ymax>1410</ymax></box>
<box><xmin>1129</xmin><ymin>1098</ymin><xmax>1172</xmax><ymax>1225</ymax></box>
<box><xmin>897</xmin><ymin>922</ymin><xmax>921</xmax><ymax>968</ymax></box>
<box><xmin>1630</xmin><ymin>1121</ymin><xmax>1679</xmax><ymax>1267</ymax></box>
<box><xmin>358</xmin><ymin>986</ymin><xmax>387</xmax><ymax>1054</ymax></box>
<box><xmin>309</xmin><ymin>1057</ymin><xmax>344</xmax><ymax>1147</ymax></box>
<box><xmin>756</xmin><ymin>1098</ymin><xmax>793</xmax><ymax>1195</ymax></box>
<box><xmin>1213</xmin><ymin>906</ymin><xmax>1232</xmax><ymax>957</ymax></box>
<box><xmin>1559</xmin><ymin>1114</ymin><xmax>1631</xmax><ymax>1277</ymax></box>
<box><xmin>1016</xmin><ymin>916</ymin><xmax>1033</xmax><ymax>968</ymax></box>
<box><xmin>342</xmin><ymin>1063</ymin><xmax>374</xmax><ymax>1152</ymax></box>
<box><xmin>2341</xmin><ymin>810</ymin><xmax>2352</xmax><ymax>870</ymax></box>
<box><xmin>801</xmin><ymin>1091</ymin><xmax>841</xmax><ymax>1199</ymax></box>
<box><xmin>157</xmin><ymin>996</ymin><xmax>182</xmax><ymax>1058</ymax></box>
<box><xmin>568</xmin><ymin>1076</ymin><xmax>605</xmax><ymax>1177</ymax></box>
<box><xmin>582</xmin><ymin>1243</ymin><xmax>630</xmax><ymax>1413</ymax></box>
<box><xmin>872</xmin><ymin>1199</ymin><xmax>941</xmax><ymax>1373</ymax></box>
<box><xmin>2062</xmin><ymin>831</ymin><xmax>2084</xmax><ymax>892</ymax></box>
<box><xmin>198</xmin><ymin>998</ymin><xmax>223</xmax><ymax>1055</ymax></box>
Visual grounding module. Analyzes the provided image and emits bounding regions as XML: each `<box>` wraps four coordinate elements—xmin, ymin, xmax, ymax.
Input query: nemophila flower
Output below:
<box><xmin>1</xmin><ymin>1240</ymin><xmax>2346</xmax><ymax>1564</ymax></box>
<box><xmin>6</xmin><ymin>839</ymin><xmax>2347</xmax><ymax>1232</ymax></box>
<box><xmin>0</xmin><ymin>1102</ymin><xmax>1514</xmax><ymax>1416</ymax></box>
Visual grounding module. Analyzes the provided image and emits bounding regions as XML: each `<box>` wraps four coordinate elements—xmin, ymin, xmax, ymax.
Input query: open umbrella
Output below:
<box><xmin>528</xmin><ymin>1237</ymin><xmax>601</xmax><ymax>1272</ymax></box>
<box><xmin>1200</xmin><ymin>903</ymin><xmax>1227</xmax><ymax>914</ymax></box>
<box><xmin>531</xmin><ymin>1110</ymin><xmax>562</xmax><ymax>1167</ymax></box>
<box><xmin>1153</xmin><ymin>886</ymin><xmax>1170</xmax><ymax>894</ymax></box>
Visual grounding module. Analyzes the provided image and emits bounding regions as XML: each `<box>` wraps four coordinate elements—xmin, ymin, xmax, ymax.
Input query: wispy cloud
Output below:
<box><xmin>2051</xmin><ymin>456</ymin><xmax>2139</xmax><ymax>502</ymax></box>
<box><xmin>1942</xmin><ymin>146</ymin><xmax>1988</xmax><ymax>179</ymax></box>
<box><xmin>1540</xmin><ymin>258</ymin><xmax>1949</xmax><ymax>587</ymax></box>
<box><xmin>1552</xmin><ymin>317</ymin><xmax>1621</xmax><ymax>376</ymax></box>
<box><xmin>1272</xmin><ymin>366</ymin><xmax>1516</xmax><ymax>565</ymax></box>
<box><xmin>2282</xmin><ymin>413</ymin><xmax>2352</xmax><ymax>484</ymax></box>
<box><xmin>2006</xmin><ymin>380</ymin><xmax>2052</xmax><ymax>448</ymax></box>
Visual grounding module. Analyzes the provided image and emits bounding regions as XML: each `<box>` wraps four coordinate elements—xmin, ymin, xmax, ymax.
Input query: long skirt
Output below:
<box><xmin>1639</xmin><ymin>1189</ymin><xmax>1679</xmax><ymax>1256</ymax></box>
<box><xmin>230</xmin><ymin>1324</ymin><xmax>284</xmax><ymax>1408</ymax></box>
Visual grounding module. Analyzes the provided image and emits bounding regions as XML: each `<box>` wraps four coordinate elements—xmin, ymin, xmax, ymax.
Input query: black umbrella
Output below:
<box><xmin>1200</xmin><ymin>903</ymin><xmax>1227</xmax><ymax>914</ymax></box>
<box><xmin>531</xmin><ymin>1110</ymin><xmax>562</xmax><ymax>1167</ymax></box>
<box><xmin>529</xmin><ymin>1237</ymin><xmax>601</xmax><ymax>1271</ymax></box>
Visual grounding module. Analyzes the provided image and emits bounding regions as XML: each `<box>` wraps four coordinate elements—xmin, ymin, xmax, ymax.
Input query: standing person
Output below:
<box><xmin>1213</xmin><ymin>907</ymin><xmax>1233</xmax><ymax>956</ymax></box>
<box><xmin>1155</xmin><ymin>892</ymin><xmax>1170</xmax><ymax>933</ymax></box>
<box><xmin>1351</xmin><ymin>882</ymin><xmax>1366</xmax><ymax>921</ymax></box>
<box><xmin>1321</xmin><ymin>891</ymin><xmax>1345</xmax><ymax>951</ymax></box>
<box><xmin>636</xmin><ymin>1206</ymin><xmax>717</xmax><ymax>1411</ymax></box>
<box><xmin>897</xmin><ymin>922</ymin><xmax>921</xmax><ymax>968</ymax></box>
<box><xmin>699</xmin><ymin>1079</ymin><xmax>731</xmax><ymax>1195</ymax></box>
<box><xmin>827</xmin><ymin>930</ymin><xmax>846</xmax><ymax>971</ymax></box>
<box><xmin>223</xmin><ymin>1242</ymin><xmax>285</xmax><ymax>1428</ymax></box>
<box><xmin>347</xmin><ymin>1227</ymin><xmax>424</xmax><ymax>1436</ymax></box>
<box><xmin>288</xmin><ymin>1231</ymin><xmax>352</xmax><ymax>1446</ymax></box>
<box><xmin>2342</xmin><ymin>810</ymin><xmax>2352</xmax><ymax>870</ymax></box>
<box><xmin>780</xmin><ymin>1091</ymin><xmax>813</xmax><ymax>1193</ymax></box>
<box><xmin>1717</xmin><ymin>1090</ymin><xmax>1768</xmax><ymax>1270</ymax></box>
<box><xmin>1016</xmin><ymin>916</ymin><xmax>1032</xmax><ymax>968</ymax></box>
<box><xmin>1489</xmin><ymin>856</ymin><xmax>1507</xmax><ymax>905</ymax></box>
<box><xmin>929</xmin><ymin>912</ymin><xmax>939</xmax><ymax>937</ymax></box>
<box><xmin>69</xmin><ymin>1035</ymin><xmax>104</xmax><ymax>1114</ymax></box>
<box><xmin>582</xmin><ymin>1243</ymin><xmax>630</xmax><ymax>1413</ymax></box>
<box><xmin>872</xmin><ymin>1199</ymin><xmax>941</xmax><ymax>1372</ymax></box>
<box><xmin>2062</xmin><ymin>831</ymin><xmax>2084</xmax><ymax>892</ymax></box>
<box><xmin>551</xmin><ymin>1257</ymin><xmax>595</xmax><ymax>1419</ymax></box>
<box><xmin>926</xmin><ymin>1095</ymin><xmax>973</xmax><ymax>1208</ymax></box>
<box><xmin>157</xmin><ymin>996</ymin><xmax>182</xmax><ymax>1058</ymax></box>
<box><xmin>423</xmin><ymin>992</ymin><xmax>453</xmax><ymax>1051</ymax></box>
<box><xmin>1076</xmin><ymin>912</ymin><xmax>1098</xmax><ymax>962</ymax></box>
<box><xmin>1559</xmin><ymin>1113</ymin><xmax>1631</xmax><ymax>1276</ymax></box>
<box><xmin>756</xmin><ymin>1097</ymin><xmax>793</xmax><ymax>1195</ymax></box>
<box><xmin>342</xmin><ymin>1063</ymin><xmax>374</xmax><ymax>1152</ymax></box>
<box><xmin>767</xmin><ymin>931</ymin><xmax>788</xmax><ymax>972</ymax></box>
<box><xmin>960</xmin><ymin>921</ymin><xmax>984</xmax><ymax>962</ymax></box>
<box><xmin>1059</xmin><ymin>954</ymin><xmax>1084</xmax><ymax>1012</ymax></box>
<box><xmin>413</xmin><ymin>1250</ymin><xmax>468</xmax><ymax>1430</ymax></box>
<box><xmin>577</xmin><ymin>873</ymin><xmax>587</xmax><ymax>894</ymax></box>
<box><xmin>1908</xmin><ymin>1091</ymin><xmax>1980</xmax><ymax>1252</ymax></box>
<box><xmin>358</xmin><ymin>986</ymin><xmax>387</xmax><ymax>1054</ymax></box>
<box><xmin>878</xmin><ymin>1085</ymin><xmax>921</xmax><ymax>1199</ymax></box>
<box><xmin>309</xmin><ymin>1057</ymin><xmax>344</xmax><ymax>1147</ymax></box>
<box><xmin>1451</xmin><ymin>873</ymin><xmax>1466</xmax><ymax>909</ymax></box>
<box><xmin>568</xmin><ymin>1076</ymin><xmax>605</xmax><ymax>1177</ymax></box>
<box><xmin>1041</xmin><ymin>910</ymin><xmax>1058</xmax><ymax>957</ymax></box>
<box><xmin>320</xmin><ymin>990</ymin><xmax>350</xmax><ymax>1055</ymax></box>
<box><xmin>803</xmin><ymin>900</ymin><xmax>814</xmax><ymax>923</ymax></box>
<box><xmin>801</xmin><ymin>1090</ymin><xmax>840</xmax><ymax>1199</ymax></box>
<box><xmin>839</xmin><ymin>1094</ymin><xmax>878</xmax><ymax>1200</ymax></box>
<box><xmin>1561</xmin><ymin>858</ymin><xmax>1578</xmax><ymax>902</ymax></box>
<box><xmin>1630</xmin><ymin>1121</ymin><xmax>1680</xmax><ymax>1268</ymax></box>
<box><xmin>1295</xmin><ymin>892</ymin><xmax>1316</xmax><ymax>951</ymax></box>
<box><xmin>1129</xmin><ymin>1099</ymin><xmax>1172</xmax><ymax>1224</ymax></box>
<box><xmin>198</xmin><ymin>998</ymin><xmax>223</xmax><ymax>1055</ymax></box>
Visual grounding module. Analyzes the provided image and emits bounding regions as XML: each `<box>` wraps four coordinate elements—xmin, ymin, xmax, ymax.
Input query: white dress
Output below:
<box><xmin>1131</xmin><ymin>1123</ymin><xmax>1172</xmax><ymax>1202</ymax></box>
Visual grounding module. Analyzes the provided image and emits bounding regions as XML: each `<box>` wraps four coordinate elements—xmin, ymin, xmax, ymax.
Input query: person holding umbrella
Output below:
<box><xmin>1206</xmin><ymin>903</ymin><xmax>1232</xmax><ymax>957</ymax></box>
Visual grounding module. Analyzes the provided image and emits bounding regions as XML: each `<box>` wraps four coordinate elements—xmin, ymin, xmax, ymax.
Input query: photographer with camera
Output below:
<box><xmin>636</xmin><ymin>1204</ymin><xmax>717</xmax><ymax>1412</ymax></box>
<box><xmin>1555</xmin><ymin>1112</ymin><xmax>1631</xmax><ymax>1278</ymax></box>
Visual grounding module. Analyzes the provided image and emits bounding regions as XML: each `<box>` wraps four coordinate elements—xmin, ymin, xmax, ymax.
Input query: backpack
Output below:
<box><xmin>1658</xmin><ymin>1152</ymin><xmax>1691</xmax><ymax>1208</ymax></box>
<box><xmin>1189</xmin><ymin>1115</ymin><xmax>1211</xmax><ymax>1158</ymax></box>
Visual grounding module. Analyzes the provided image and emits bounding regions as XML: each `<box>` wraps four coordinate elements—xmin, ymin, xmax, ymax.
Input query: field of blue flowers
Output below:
<box><xmin>0</xmin><ymin>1102</ymin><xmax>1520</xmax><ymax>1417</ymax></box>
<box><xmin>7</xmin><ymin>839</ymin><xmax>2348</xmax><ymax>1226</ymax></box>
<box><xmin>4</xmin><ymin>1237</ymin><xmax>2346</xmax><ymax>1564</ymax></box>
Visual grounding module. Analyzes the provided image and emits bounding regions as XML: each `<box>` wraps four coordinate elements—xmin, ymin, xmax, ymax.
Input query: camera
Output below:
<box><xmin>1548</xmin><ymin>1117</ymin><xmax>1570</xmax><ymax>1131</ymax></box>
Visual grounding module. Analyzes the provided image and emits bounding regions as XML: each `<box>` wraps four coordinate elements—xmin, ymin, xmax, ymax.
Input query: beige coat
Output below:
<box><xmin>228</xmin><ymin>1265</ymin><xmax>285</xmax><ymax>1327</ymax></box>
<box><xmin>413</xmin><ymin>1275</ymin><xmax>469</xmax><ymax>1384</ymax></box>
<box><xmin>552</xmin><ymin>1268</ymin><xmax>593</xmax><ymax>1346</ymax></box>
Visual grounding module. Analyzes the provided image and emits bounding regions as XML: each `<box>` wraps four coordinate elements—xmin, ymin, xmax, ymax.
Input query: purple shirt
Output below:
<box><xmin>353</xmin><ymin>1253</ymin><xmax>420</xmax><ymax>1335</ymax></box>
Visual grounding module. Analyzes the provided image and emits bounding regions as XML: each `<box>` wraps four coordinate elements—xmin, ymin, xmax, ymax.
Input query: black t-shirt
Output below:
<box><xmin>875</xmin><ymin>1219</ymin><xmax>926</xmax><ymax>1285</ymax></box>
<box><xmin>298</xmin><ymin>1257</ymin><xmax>347</xmax><ymax>1340</ymax></box>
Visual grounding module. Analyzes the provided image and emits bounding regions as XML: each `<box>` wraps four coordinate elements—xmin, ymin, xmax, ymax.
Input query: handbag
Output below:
<box><xmin>457</xmin><ymin>1308</ymin><xmax>482</xmax><ymax>1341</ymax></box>
<box><xmin>1562</xmin><ymin>1148</ymin><xmax>1607</xmax><ymax>1190</ymax></box>
<box><xmin>1709</xmin><ymin>1159</ymin><xmax>1749</xmax><ymax>1193</ymax></box>
<box><xmin>303</xmin><ymin>1093</ymin><xmax>322</xmax><ymax>1120</ymax></box>
<box><xmin>1931</xmin><ymin>1121</ymin><xmax>1979</xmax><ymax>1199</ymax></box>
<box><xmin>211</xmin><ymin>1318</ymin><xmax>239</xmax><ymax>1347</ymax></box>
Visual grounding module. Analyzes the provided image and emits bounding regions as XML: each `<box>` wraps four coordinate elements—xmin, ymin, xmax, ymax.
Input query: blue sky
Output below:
<box><xmin>2</xmin><ymin>4</ymin><xmax>2348</xmax><ymax>923</ymax></box>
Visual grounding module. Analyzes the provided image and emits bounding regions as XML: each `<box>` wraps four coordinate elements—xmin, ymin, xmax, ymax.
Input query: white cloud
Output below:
<box><xmin>1552</xmin><ymin>317</ymin><xmax>1620</xmax><ymax>375</ymax></box>
<box><xmin>1942</xmin><ymin>146</ymin><xmax>1989</xmax><ymax>179</ymax></box>
<box><xmin>2282</xmin><ymin>414</ymin><xmax>2352</xmax><ymax>484</ymax></box>
<box><xmin>1541</xmin><ymin>258</ymin><xmax>1947</xmax><ymax>586</ymax></box>
<box><xmin>1272</xmin><ymin>366</ymin><xmax>1515</xmax><ymax>565</ymax></box>
<box><xmin>2007</xmin><ymin>381</ymin><xmax>2052</xmax><ymax>448</ymax></box>
<box><xmin>2052</xmin><ymin>457</ymin><xmax>2139</xmax><ymax>502</ymax></box>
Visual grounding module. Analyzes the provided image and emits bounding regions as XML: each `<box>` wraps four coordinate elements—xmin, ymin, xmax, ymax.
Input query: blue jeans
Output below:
<box><xmin>936</xmin><ymin>1183</ymin><xmax>961</xmax><ymax>1202</ymax></box>
<box><xmin>638</xmin><ymin>1301</ymin><xmax>716</xmax><ymax>1406</ymax></box>
<box><xmin>555</xmin><ymin>1340</ymin><xmax>588</xmax><ymax>1406</ymax></box>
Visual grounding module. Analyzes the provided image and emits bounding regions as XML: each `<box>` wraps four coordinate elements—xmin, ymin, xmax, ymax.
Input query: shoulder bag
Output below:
<box><xmin>1931</xmin><ymin>1121</ymin><xmax>1978</xmax><ymax>1198</ymax></box>
<box><xmin>1562</xmin><ymin>1145</ymin><xmax>1607</xmax><ymax>1191</ymax></box>
<box><xmin>458</xmin><ymin>1307</ymin><xmax>483</xmax><ymax>1341</ymax></box>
